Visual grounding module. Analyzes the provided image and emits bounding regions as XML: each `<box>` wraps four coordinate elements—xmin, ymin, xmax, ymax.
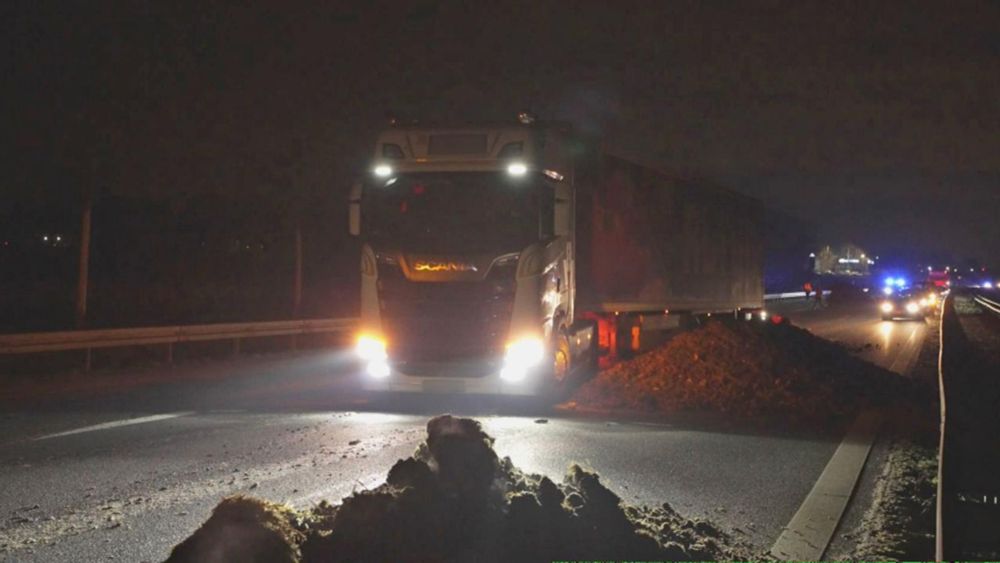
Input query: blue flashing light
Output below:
<box><xmin>884</xmin><ymin>277</ymin><xmax>895</xmax><ymax>286</ymax></box>
<box><xmin>895</xmin><ymin>278</ymin><xmax>906</xmax><ymax>288</ymax></box>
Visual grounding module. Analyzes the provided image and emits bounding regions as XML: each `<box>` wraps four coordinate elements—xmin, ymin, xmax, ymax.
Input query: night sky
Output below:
<box><xmin>5</xmin><ymin>1</ymin><xmax>999</xmax><ymax>265</ymax></box>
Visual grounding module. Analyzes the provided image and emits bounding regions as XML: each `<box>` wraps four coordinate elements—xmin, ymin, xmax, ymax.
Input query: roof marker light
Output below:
<box><xmin>507</xmin><ymin>162</ymin><xmax>527</xmax><ymax>176</ymax></box>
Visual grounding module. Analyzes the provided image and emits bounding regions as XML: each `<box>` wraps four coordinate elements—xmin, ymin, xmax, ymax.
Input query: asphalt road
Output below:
<box><xmin>0</xmin><ymin>299</ymin><xmax>930</xmax><ymax>562</ymax></box>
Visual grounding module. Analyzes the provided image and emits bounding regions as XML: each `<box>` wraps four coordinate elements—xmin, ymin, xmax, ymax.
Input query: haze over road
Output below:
<box><xmin>0</xmin><ymin>300</ymin><xmax>929</xmax><ymax>562</ymax></box>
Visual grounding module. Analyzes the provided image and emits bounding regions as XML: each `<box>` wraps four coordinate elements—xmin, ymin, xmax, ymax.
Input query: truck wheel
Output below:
<box><xmin>552</xmin><ymin>331</ymin><xmax>571</xmax><ymax>384</ymax></box>
<box><xmin>545</xmin><ymin>330</ymin><xmax>573</xmax><ymax>399</ymax></box>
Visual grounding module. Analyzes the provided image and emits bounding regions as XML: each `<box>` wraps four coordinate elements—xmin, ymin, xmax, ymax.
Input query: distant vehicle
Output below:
<box><xmin>912</xmin><ymin>282</ymin><xmax>943</xmax><ymax>311</ymax></box>
<box><xmin>879</xmin><ymin>289</ymin><xmax>929</xmax><ymax>321</ymax></box>
<box><xmin>348</xmin><ymin>115</ymin><xmax>764</xmax><ymax>394</ymax></box>
<box><xmin>880</xmin><ymin>275</ymin><xmax>909</xmax><ymax>296</ymax></box>
<box><xmin>926</xmin><ymin>269</ymin><xmax>950</xmax><ymax>288</ymax></box>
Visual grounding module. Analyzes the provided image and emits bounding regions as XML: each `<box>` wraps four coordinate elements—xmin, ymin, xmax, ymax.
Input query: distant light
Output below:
<box><xmin>808</xmin><ymin>252</ymin><xmax>815</xmax><ymax>258</ymax></box>
<box><xmin>884</xmin><ymin>277</ymin><xmax>895</xmax><ymax>286</ymax></box>
<box><xmin>517</xmin><ymin>111</ymin><xmax>536</xmax><ymax>125</ymax></box>
<box><xmin>759</xmin><ymin>310</ymin><xmax>768</xmax><ymax>321</ymax></box>
<box><xmin>507</xmin><ymin>162</ymin><xmax>528</xmax><ymax>176</ymax></box>
<box><xmin>543</xmin><ymin>169</ymin><xmax>564</xmax><ymax>181</ymax></box>
<box><xmin>984</xmin><ymin>281</ymin><xmax>994</xmax><ymax>289</ymax></box>
<box><xmin>42</xmin><ymin>235</ymin><xmax>49</xmax><ymax>242</ymax></box>
<box><xmin>905</xmin><ymin>302</ymin><xmax>919</xmax><ymax>314</ymax></box>
<box><xmin>883</xmin><ymin>287</ymin><xmax>894</xmax><ymax>295</ymax></box>
<box><xmin>55</xmin><ymin>235</ymin><xmax>61</xmax><ymax>242</ymax></box>
<box><xmin>927</xmin><ymin>266</ymin><xmax>932</xmax><ymax>271</ymax></box>
<box><xmin>880</xmin><ymin>302</ymin><xmax>894</xmax><ymax>313</ymax></box>
<box><xmin>895</xmin><ymin>278</ymin><xmax>906</xmax><ymax>287</ymax></box>
<box><xmin>373</xmin><ymin>164</ymin><xmax>393</xmax><ymax>177</ymax></box>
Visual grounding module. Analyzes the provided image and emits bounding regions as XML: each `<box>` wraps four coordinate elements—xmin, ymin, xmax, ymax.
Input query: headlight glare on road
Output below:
<box><xmin>500</xmin><ymin>336</ymin><xmax>545</xmax><ymax>382</ymax></box>
<box><xmin>905</xmin><ymin>302</ymin><xmax>919</xmax><ymax>314</ymax></box>
<box><xmin>880</xmin><ymin>302</ymin><xmax>894</xmax><ymax>314</ymax></box>
<box><xmin>366</xmin><ymin>359</ymin><xmax>390</xmax><ymax>378</ymax></box>
<box><xmin>356</xmin><ymin>334</ymin><xmax>387</xmax><ymax>362</ymax></box>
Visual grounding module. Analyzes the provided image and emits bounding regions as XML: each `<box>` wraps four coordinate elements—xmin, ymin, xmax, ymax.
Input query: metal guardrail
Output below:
<box><xmin>0</xmin><ymin>318</ymin><xmax>359</xmax><ymax>369</ymax></box>
<box><xmin>935</xmin><ymin>294</ymin><xmax>952</xmax><ymax>562</ymax></box>
<box><xmin>936</xmin><ymin>290</ymin><xmax>1000</xmax><ymax>560</ymax></box>
<box><xmin>973</xmin><ymin>293</ymin><xmax>1000</xmax><ymax>315</ymax></box>
<box><xmin>763</xmin><ymin>289</ymin><xmax>832</xmax><ymax>300</ymax></box>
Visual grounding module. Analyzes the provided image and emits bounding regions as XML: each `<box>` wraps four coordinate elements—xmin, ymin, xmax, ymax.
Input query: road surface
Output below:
<box><xmin>0</xmin><ymin>299</ymin><xmax>930</xmax><ymax>562</ymax></box>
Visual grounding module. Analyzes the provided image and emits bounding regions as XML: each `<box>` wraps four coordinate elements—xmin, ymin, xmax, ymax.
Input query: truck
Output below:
<box><xmin>348</xmin><ymin>115</ymin><xmax>763</xmax><ymax>394</ymax></box>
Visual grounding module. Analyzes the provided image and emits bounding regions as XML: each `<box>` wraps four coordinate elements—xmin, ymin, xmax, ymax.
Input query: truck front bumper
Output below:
<box><xmin>361</xmin><ymin>359</ymin><xmax>545</xmax><ymax>396</ymax></box>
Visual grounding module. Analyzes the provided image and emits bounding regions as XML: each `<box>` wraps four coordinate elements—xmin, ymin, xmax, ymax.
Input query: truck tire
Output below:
<box><xmin>544</xmin><ymin>328</ymin><xmax>573</xmax><ymax>400</ymax></box>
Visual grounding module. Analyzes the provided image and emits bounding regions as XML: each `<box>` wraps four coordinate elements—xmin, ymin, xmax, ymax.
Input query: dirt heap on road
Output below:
<box><xmin>166</xmin><ymin>415</ymin><xmax>746</xmax><ymax>563</ymax></box>
<box><xmin>570</xmin><ymin>318</ymin><xmax>912</xmax><ymax>422</ymax></box>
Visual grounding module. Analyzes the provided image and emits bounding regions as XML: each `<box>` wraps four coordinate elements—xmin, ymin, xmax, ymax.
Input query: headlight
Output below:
<box><xmin>905</xmin><ymin>302</ymin><xmax>919</xmax><ymax>314</ymax></box>
<box><xmin>882</xmin><ymin>287</ymin><xmax>894</xmax><ymax>296</ymax></box>
<box><xmin>880</xmin><ymin>302</ymin><xmax>894</xmax><ymax>314</ymax></box>
<box><xmin>355</xmin><ymin>334</ymin><xmax>387</xmax><ymax>362</ymax></box>
<box><xmin>919</xmin><ymin>298</ymin><xmax>928</xmax><ymax>307</ymax></box>
<box><xmin>927</xmin><ymin>293</ymin><xmax>937</xmax><ymax>304</ymax></box>
<box><xmin>373</xmin><ymin>164</ymin><xmax>393</xmax><ymax>177</ymax></box>
<box><xmin>500</xmin><ymin>337</ymin><xmax>545</xmax><ymax>382</ymax></box>
<box><xmin>506</xmin><ymin>162</ymin><xmax>528</xmax><ymax>176</ymax></box>
<box><xmin>356</xmin><ymin>335</ymin><xmax>390</xmax><ymax>379</ymax></box>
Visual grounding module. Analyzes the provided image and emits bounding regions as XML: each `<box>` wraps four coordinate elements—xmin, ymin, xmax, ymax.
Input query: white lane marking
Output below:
<box><xmin>771</xmin><ymin>318</ymin><xmax>928</xmax><ymax>560</ymax></box>
<box><xmin>33</xmin><ymin>412</ymin><xmax>194</xmax><ymax>441</ymax></box>
<box><xmin>770</xmin><ymin>409</ymin><xmax>880</xmax><ymax>561</ymax></box>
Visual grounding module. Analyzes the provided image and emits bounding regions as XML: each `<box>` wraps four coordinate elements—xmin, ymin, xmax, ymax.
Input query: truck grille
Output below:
<box><xmin>377</xmin><ymin>266</ymin><xmax>515</xmax><ymax>368</ymax></box>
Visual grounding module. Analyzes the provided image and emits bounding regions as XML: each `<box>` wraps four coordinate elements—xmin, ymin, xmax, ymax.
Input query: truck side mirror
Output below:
<box><xmin>348</xmin><ymin>181</ymin><xmax>362</xmax><ymax>236</ymax></box>
<box><xmin>553</xmin><ymin>183</ymin><xmax>573</xmax><ymax>237</ymax></box>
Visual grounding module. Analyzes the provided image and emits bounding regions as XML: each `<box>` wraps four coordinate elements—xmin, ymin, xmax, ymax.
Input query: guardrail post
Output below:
<box><xmin>233</xmin><ymin>338</ymin><xmax>241</xmax><ymax>356</ymax></box>
<box><xmin>166</xmin><ymin>342</ymin><xmax>173</xmax><ymax>365</ymax></box>
<box><xmin>84</xmin><ymin>347</ymin><xmax>92</xmax><ymax>372</ymax></box>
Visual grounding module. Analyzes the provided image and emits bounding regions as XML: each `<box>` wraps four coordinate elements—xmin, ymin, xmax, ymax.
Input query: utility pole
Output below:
<box><xmin>75</xmin><ymin>193</ymin><xmax>93</xmax><ymax>328</ymax></box>
<box><xmin>292</xmin><ymin>223</ymin><xmax>303</xmax><ymax>317</ymax></box>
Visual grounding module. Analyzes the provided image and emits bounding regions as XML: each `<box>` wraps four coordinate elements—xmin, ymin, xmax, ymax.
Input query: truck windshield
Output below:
<box><xmin>363</xmin><ymin>172</ymin><xmax>549</xmax><ymax>254</ymax></box>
